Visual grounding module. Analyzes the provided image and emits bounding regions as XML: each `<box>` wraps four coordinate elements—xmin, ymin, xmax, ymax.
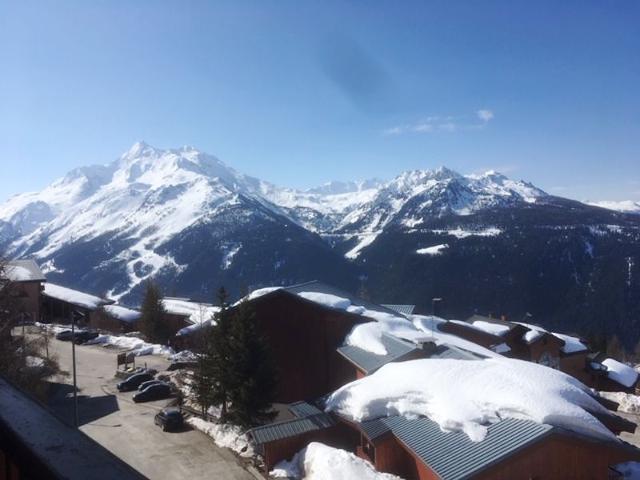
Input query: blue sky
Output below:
<box><xmin>1</xmin><ymin>0</ymin><xmax>639</xmax><ymax>201</ymax></box>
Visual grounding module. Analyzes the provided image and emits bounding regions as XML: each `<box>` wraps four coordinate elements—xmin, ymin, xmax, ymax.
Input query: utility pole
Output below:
<box><xmin>70</xmin><ymin>310</ymin><xmax>79</xmax><ymax>428</ymax></box>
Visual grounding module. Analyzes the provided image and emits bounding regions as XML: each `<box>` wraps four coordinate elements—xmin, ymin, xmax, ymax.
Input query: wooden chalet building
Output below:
<box><xmin>2</xmin><ymin>260</ymin><xmax>46</xmax><ymax>323</ymax></box>
<box><xmin>41</xmin><ymin>283</ymin><xmax>113</xmax><ymax>327</ymax></box>
<box><xmin>91</xmin><ymin>304</ymin><xmax>141</xmax><ymax>333</ymax></box>
<box><xmin>250</xmin><ymin>338</ymin><xmax>640</xmax><ymax>479</ymax></box>
<box><xmin>228</xmin><ymin>281</ymin><xmax>390</xmax><ymax>403</ymax></box>
<box><xmin>340</xmin><ymin>413</ymin><xmax>640</xmax><ymax>480</ymax></box>
<box><xmin>162</xmin><ymin>297</ymin><xmax>217</xmax><ymax>339</ymax></box>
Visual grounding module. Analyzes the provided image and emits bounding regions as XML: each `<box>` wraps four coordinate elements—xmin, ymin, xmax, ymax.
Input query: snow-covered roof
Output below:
<box><xmin>325</xmin><ymin>357</ymin><xmax>617</xmax><ymax>443</ymax></box>
<box><xmin>103</xmin><ymin>304</ymin><xmax>141</xmax><ymax>323</ymax></box>
<box><xmin>380</xmin><ymin>304</ymin><xmax>416</xmax><ymax>316</ymax></box>
<box><xmin>3</xmin><ymin>259</ymin><xmax>46</xmax><ymax>282</ymax></box>
<box><xmin>162</xmin><ymin>297</ymin><xmax>219</xmax><ymax>324</ymax></box>
<box><xmin>602</xmin><ymin>358</ymin><xmax>639</xmax><ymax>388</ymax></box>
<box><xmin>469</xmin><ymin>320</ymin><xmax>512</xmax><ymax>337</ymax></box>
<box><xmin>43</xmin><ymin>283</ymin><xmax>113</xmax><ymax>310</ymax></box>
<box><xmin>337</xmin><ymin>333</ymin><xmax>422</xmax><ymax>375</ymax></box>
<box><xmin>553</xmin><ymin>332</ymin><xmax>588</xmax><ymax>354</ymax></box>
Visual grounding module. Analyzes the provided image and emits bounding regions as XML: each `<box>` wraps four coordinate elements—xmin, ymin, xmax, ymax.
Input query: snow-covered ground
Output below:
<box><xmin>326</xmin><ymin>357</ymin><xmax>615</xmax><ymax>443</ymax></box>
<box><xmin>84</xmin><ymin>333</ymin><xmax>174</xmax><ymax>356</ymax></box>
<box><xmin>186</xmin><ymin>417</ymin><xmax>254</xmax><ymax>458</ymax></box>
<box><xmin>271</xmin><ymin>442</ymin><xmax>402</xmax><ymax>480</ymax></box>
<box><xmin>599</xmin><ymin>391</ymin><xmax>640</xmax><ymax>414</ymax></box>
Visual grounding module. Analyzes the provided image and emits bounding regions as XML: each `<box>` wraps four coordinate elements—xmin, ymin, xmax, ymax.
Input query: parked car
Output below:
<box><xmin>166</xmin><ymin>361</ymin><xmax>198</xmax><ymax>371</ymax></box>
<box><xmin>55</xmin><ymin>330</ymin><xmax>74</xmax><ymax>341</ymax></box>
<box><xmin>133</xmin><ymin>383</ymin><xmax>172</xmax><ymax>403</ymax></box>
<box><xmin>72</xmin><ymin>330</ymin><xmax>99</xmax><ymax>344</ymax></box>
<box><xmin>154</xmin><ymin>408</ymin><xmax>184</xmax><ymax>431</ymax></box>
<box><xmin>117</xmin><ymin>372</ymin><xmax>153</xmax><ymax>392</ymax></box>
<box><xmin>138</xmin><ymin>379</ymin><xmax>165</xmax><ymax>392</ymax></box>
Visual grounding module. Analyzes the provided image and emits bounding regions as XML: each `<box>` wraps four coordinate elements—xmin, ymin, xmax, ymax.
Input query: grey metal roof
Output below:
<box><xmin>248</xmin><ymin>413</ymin><xmax>336</xmax><ymax>445</ymax></box>
<box><xmin>337</xmin><ymin>333</ymin><xmax>421</xmax><ymax>374</ymax></box>
<box><xmin>288</xmin><ymin>401</ymin><xmax>323</xmax><ymax>418</ymax></box>
<box><xmin>381</xmin><ymin>304</ymin><xmax>416</xmax><ymax>316</ymax></box>
<box><xmin>430</xmin><ymin>344</ymin><xmax>484</xmax><ymax>361</ymax></box>
<box><xmin>359</xmin><ymin>418</ymin><xmax>392</xmax><ymax>442</ymax></box>
<box><xmin>382</xmin><ymin>416</ymin><xmax>553</xmax><ymax>480</ymax></box>
<box><xmin>4</xmin><ymin>259</ymin><xmax>46</xmax><ymax>282</ymax></box>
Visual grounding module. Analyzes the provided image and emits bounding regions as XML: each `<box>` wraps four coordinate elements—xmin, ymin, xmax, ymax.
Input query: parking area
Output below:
<box><xmin>45</xmin><ymin>335</ymin><xmax>255</xmax><ymax>480</ymax></box>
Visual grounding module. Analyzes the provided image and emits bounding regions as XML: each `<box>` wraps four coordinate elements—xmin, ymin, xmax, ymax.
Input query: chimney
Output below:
<box><xmin>432</xmin><ymin>297</ymin><xmax>443</xmax><ymax>317</ymax></box>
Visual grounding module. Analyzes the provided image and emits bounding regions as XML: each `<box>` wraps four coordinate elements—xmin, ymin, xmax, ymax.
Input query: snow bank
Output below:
<box><xmin>43</xmin><ymin>283</ymin><xmax>110</xmax><ymax>310</ymax></box>
<box><xmin>84</xmin><ymin>334</ymin><xmax>173</xmax><ymax>356</ymax></box>
<box><xmin>603</xmin><ymin>358</ymin><xmax>639</xmax><ymax>388</ymax></box>
<box><xmin>326</xmin><ymin>358</ymin><xmax>616</xmax><ymax>443</ymax></box>
<box><xmin>416</xmin><ymin>244</ymin><xmax>448</xmax><ymax>256</ymax></box>
<box><xmin>168</xmin><ymin>350</ymin><xmax>198</xmax><ymax>363</ymax></box>
<box><xmin>186</xmin><ymin>417</ymin><xmax>254</xmax><ymax>457</ymax></box>
<box><xmin>599</xmin><ymin>391</ymin><xmax>640</xmax><ymax>414</ymax></box>
<box><xmin>270</xmin><ymin>442</ymin><xmax>402</xmax><ymax>480</ymax></box>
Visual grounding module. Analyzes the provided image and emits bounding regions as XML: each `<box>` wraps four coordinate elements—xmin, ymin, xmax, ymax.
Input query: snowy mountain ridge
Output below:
<box><xmin>1</xmin><ymin>141</ymin><xmax>637</xmax><ymax>305</ymax></box>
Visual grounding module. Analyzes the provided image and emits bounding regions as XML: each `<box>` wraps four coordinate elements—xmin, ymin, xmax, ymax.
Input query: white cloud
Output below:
<box><xmin>384</xmin><ymin>109</ymin><xmax>494</xmax><ymax>136</ymax></box>
<box><xmin>477</xmin><ymin>109</ymin><xmax>494</xmax><ymax>122</ymax></box>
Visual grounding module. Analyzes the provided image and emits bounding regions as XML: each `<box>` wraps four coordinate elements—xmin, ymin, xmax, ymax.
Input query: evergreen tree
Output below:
<box><xmin>226</xmin><ymin>299</ymin><xmax>277</xmax><ymax>428</ymax></box>
<box><xmin>207</xmin><ymin>287</ymin><xmax>235</xmax><ymax>420</ymax></box>
<box><xmin>606</xmin><ymin>334</ymin><xmax>627</xmax><ymax>361</ymax></box>
<box><xmin>138</xmin><ymin>280</ymin><xmax>168</xmax><ymax>344</ymax></box>
<box><xmin>193</xmin><ymin>305</ymin><xmax>217</xmax><ymax>416</ymax></box>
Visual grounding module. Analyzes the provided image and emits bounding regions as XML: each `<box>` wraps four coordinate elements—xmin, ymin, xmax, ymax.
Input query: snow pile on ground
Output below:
<box><xmin>599</xmin><ymin>391</ymin><xmax>640</xmax><ymax>414</ymax></box>
<box><xmin>36</xmin><ymin>322</ymin><xmax>81</xmax><ymax>334</ymax></box>
<box><xmin>270</xmin><ymin>442</ymin><xmax>402</xmax><ymax>480</ymax></box>
<box><xmin>615</xmin><ymin>461</ymin><xmax>640</xmax><ymax>478</ymax></box>
<box><xmin>416</xmin><ymin>244</ymin><xmax>448</xmax><ymax>256</ymax></box>
<box><xmin>43</xmin><ymin>283</ymin><xmax>110</xmax><ymax>309</ymax></box>
<box><xmin>169</xmin><ymin>350</ymin><xmax>198</xmax><ymax>362</ymax></box>
<box><xmin>186</xmin><ymin>417</ymin><xmax>254</xmax><ymax>458</ymax></box>
<box><xmin>84</xmin><ymin>334</ymin><xmax>174</xmax><ymax>356</ymax></box>
<box><xmin>603</xmin><ymin>358</ymin><xmax>639</xmax><ymax>388</ymax></box>
<box><xmin>326</xmin><ymin>357</ymin><xmax>615</xmax><ymax>443</ymax></box>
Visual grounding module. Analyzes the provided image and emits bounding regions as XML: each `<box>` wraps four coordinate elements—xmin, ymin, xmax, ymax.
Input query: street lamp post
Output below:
<box><xmin>70</xmin><ymin>310</ymin><xmax>80</xmax><ymax>428</ymax></box>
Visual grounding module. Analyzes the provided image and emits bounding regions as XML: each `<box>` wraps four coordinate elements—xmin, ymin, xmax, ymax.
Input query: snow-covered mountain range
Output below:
<box><xmin>1</xmin><ymin>142</ymin><xmax>639</xmax><ymax>346</ymax></box>
<box><xmin>2</xmin><ymin>142</ymin><xmax>547</xmax><ymax>291</ymax></box>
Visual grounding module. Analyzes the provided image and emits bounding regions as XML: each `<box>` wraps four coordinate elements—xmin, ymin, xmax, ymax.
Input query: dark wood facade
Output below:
<box><xmin>258</xmin><ymin>422</ymin><xmax>359</xmax><ymax>472</ymax></box>
<box><xmin>349</xmin><ymin>422</ymin><xmax>640</xmax><ymax>480</ymax></box>
<box><xmin>243</xmin><ymin>291</ymin><xmax>368</xmax><ymax>403</ymax></box>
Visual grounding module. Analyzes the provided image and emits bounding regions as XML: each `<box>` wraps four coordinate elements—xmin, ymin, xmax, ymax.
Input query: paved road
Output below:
<box><xmin>617</xmin><ymin>411</ymin><xmax>640</xmax><ymax>448</ymax></box>
<box><xmin>46</xmin><ymin>336</ymin><xmax>254</xmax><ymax>480</ymax></box>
